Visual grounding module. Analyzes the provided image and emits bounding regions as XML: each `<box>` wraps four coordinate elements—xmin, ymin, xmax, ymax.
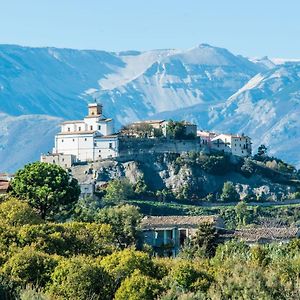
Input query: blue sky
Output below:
<box><xmin>0</xmin><ymin>0</ymin><xmax>299</xmax><ymax>58</ymax></box>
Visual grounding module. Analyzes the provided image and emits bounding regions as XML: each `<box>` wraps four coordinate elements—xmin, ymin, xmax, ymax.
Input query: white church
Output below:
<box><xmin>41</xmin><ymin>103</ymin><xmax>119</xmax><ymax>168</ymax></box>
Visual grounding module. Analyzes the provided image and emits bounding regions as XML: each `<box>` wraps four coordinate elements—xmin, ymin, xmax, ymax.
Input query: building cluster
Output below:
<box><xmin>141</xmin><ymin>215</ymin><xmax>299</xmax><ymax>257</ymax></box>
<box><xmin>41</xmin><ymin>103</ymin><xmax>252</xmax><ymax>169</ymax></box>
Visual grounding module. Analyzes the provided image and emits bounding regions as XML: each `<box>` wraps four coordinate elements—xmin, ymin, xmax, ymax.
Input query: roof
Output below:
<box><xmin>141</xmin><ymin>215</ymin><xmax>222</xmax><ymax>230</ymax></box>
<box><xmin>0</xmin><ymin>180</ymin><xmax>9</xmax><ymax>192</ymax></box>
<box><xmin>61</xmin><ymin>120</ymin><xmax>85</xmax><ymax>125</ymax></box>
<box><xmin>213</xmin><ymin>133</ymin><xmax>251</xmax><ymax>139</ymax></box>
<box><xmin>131</xmin><ymin>120</ymin><xmax>166</xmax><ymax>125</ymax></box>
<box><xmin>234</xmin><ymin>227</ymin><xmax>298</xmax><ymax>242</ymax></box>
<box><xmin>58</xmin><ymin>130</ymin><xmax>96</xmax><ymax>136</ymax></box>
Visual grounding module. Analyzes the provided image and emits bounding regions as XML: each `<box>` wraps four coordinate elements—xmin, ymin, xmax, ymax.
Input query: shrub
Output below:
<box><xmin>115</xmin><ymin>269</ymin><xmax>162</xmax><ymax>300</ymax></box>
<box><xmin>0</xmin><ymin>198</ymin><xmax>42</xmax><ymax>226</ymax></box>
<box><xmin>2</xmin><ymin>247</ymin><xmax>58</xmax><ymax>288</ymax></box>
<box><xmin>48</xmin><ymin>256</ymin><xmax>112</xmax><ymax>300</ymax></box>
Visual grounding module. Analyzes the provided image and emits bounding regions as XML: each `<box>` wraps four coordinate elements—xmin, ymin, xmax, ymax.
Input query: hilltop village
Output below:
<box><xmin>41</xmin><ymin>102</ymin><xmax>252</xmax><ymax>168</ymax></box>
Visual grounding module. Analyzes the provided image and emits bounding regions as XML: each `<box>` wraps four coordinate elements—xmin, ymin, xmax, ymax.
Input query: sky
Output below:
<box><xmin>0</xmin><ymin>0</ymin><xmax>299</xmax><ymax>58</ymax></box>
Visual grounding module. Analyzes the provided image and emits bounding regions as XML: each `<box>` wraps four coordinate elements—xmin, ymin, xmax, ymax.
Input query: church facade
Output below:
<box><xmin>41</xmin><ymin>103</ymin><xmax>119</xmax><ymax>168</ymax></box>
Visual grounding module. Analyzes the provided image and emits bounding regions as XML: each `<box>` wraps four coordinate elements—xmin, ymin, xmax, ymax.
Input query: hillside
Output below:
<box><xmin>0</xmin><ymin>43</ymin><xmax>300</xmax><ymax>171</ymax></box>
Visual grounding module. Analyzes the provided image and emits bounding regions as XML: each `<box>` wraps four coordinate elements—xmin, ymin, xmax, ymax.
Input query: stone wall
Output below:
<box><xmin>118</xmin><ymin>137</ymin><xmax>201</xmax><ymax>156</ymax></box>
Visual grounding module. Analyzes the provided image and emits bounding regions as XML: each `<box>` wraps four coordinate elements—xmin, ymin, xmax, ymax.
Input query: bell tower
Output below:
<box><xmin>88</xmin><ymin>103</ymin><xmax>103</xmax><ymax>117</ymax></box>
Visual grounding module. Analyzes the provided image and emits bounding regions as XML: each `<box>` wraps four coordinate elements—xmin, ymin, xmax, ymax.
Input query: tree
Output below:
<box><xmin>97</xmin><ymin>205</ymin><xmax>142</xmax><ymax>248</ymax></box>
<box><xmin>103</xmin><ymin>179</ymin><xmax>134</xmax><ymax>203</ymax></box>
<box><xmin>257</xmin><ymin>144</ymin><xmax>268</xmax><ymax>158</ymax></box>
<box><xmin>48</xmin><ymin>256</ymin><xmax>113</xmax><ymax>300</ymax></box>
<box><xmin>10</xmin><ymin>162</ymin><xmax>80</xmax><ymax>219</ymax></box>
<box><xmin>0</xmin><ymin>198</ymin><xmax>42</xmax><ymax>226</ymax></box>
<box><xmin>220</xmin><ymin>181</ymin><xmax>240</xmax><ymax>202</ymax></box>
<box><xmin>235</xmin><ymin>201</ymin><xmax>248</xmax><ymax>226</ymax></box>
<box><xmin>182</xmin><ymin>223</ymin><xmax>219</xmax><ymax>258</ymax></box>
<box><xmin>114</xmin><ymin>270</ymin><xmax>161</xmax><ymax>300</ymax></box>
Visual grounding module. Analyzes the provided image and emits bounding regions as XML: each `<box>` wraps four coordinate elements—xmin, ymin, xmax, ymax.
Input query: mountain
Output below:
<box><xmin>0</xmin><ymin>43</ymin><xmax>299</xmax><ymax>172</ymax></box>
<box><xmin>212</xmin><ymin>63</ymin><xmax>300</xmax><ymax>167</ymax></box>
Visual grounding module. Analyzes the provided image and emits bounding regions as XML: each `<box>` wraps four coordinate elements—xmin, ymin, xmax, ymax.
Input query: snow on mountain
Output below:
<box><xmin>92</xmin><ymin>44</ymin><xmax>262</xmax><ymax>125</ymax></box>
<box><xmin>211</xmin><ymin>63</ymin><xmax>300</xmax><ymax>167</ymax></box>
<box><xmin>0</xmin><ymin>43</ymin><xmax>299</xmax><ymax>172</ymax></box>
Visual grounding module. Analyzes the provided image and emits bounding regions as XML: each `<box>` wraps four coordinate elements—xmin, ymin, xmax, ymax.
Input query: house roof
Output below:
<box><xmin>141</xmin><ymin>215</ymin><xmax>222</xmax><ymax>230</ymax></box>
<box><xmin>0</xmin><ymin>180</ymin><xmax>9</xmax><ymax>192</ymax></box>
<box><xmin>234</xmin><ymin>227</ymin><xmax>299</xmax><ymax>242</ymax></box>
<box><xmin>131</xmin><ymin>120</ymin><xmax>166</xmax><ymax>125</ymax></box>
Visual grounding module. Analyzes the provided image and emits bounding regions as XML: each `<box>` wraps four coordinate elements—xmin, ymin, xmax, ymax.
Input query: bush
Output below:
<box><xmin>2</xmin><ymin>247</ymin><xmax>58</xmax><ymax>288</ymax></box>
<box><xmin>115</xmin><ymin>269</ymin><xmax>162</xmax><ymax>300</ymax></box>
<box><xmin>48</xmin><ymin>256</ymin><xmax>113</xmax><ymax>300</ymax></box>
<box><xmin>0</xmin><ymin>198</ymin><xmax>42</xmax><ymax>226</ymax></box>
<box><xmin>17</xmin><ymin>222</ymin><xmax>116</xmax><ymax>257</ymax></box>
<box><xmin>100</xmin><ymin>249</ymin><xmax>156</xmax><ymax>287</ymax></box>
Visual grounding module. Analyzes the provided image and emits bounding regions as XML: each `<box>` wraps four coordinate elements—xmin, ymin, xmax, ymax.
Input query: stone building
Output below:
<box><xmin>141</xmin><ymin>215</ymin><xmax>224</xmax><ymax>257</ymax></box>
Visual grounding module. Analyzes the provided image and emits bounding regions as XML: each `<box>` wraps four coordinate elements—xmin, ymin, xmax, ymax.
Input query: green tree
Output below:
<box><xmin>182</xmin><ymin>223</ymin><xmax>219</xmax><ymax>258</ymax></box>
<box><xmin>235</xmin><ymin>201</ymin><xmax>248</xmax><ymax>226</ymax></box>
<box><xmin>97</xmin><ymin>205</ymin><xmax>142</xmax><ymax>248</ymax></box>
<box><xmin>220</xmin><ymin>181</ymin><xmax>240</xmax><ymax>202</ymax></box>
<box><xmin>115</xmin><ymin>269</ymin><xmax>162</xmax><ymax>300</ymax></box>
<box><xmin>48</xmin><ymin>256</ymin><xmax>113</xmax><ymax>300</ymax></box>
<box><xmin>0</xmin><ymin>197</ymin><xmax>42</xmax><ymax>226</ymax></box>
<box><xmin>10</xmin><ymin>162</ymin><xmax>80</xmax><ymax>219</ymax></box>
<box><xmin>103</xmin><ymin>179</ymin><xmax>134</xmax><ymax>203</ymax></box>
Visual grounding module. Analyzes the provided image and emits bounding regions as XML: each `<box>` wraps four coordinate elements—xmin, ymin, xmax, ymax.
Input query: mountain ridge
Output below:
<box><xmin>0</xmin><ymin>43</ymin><xmax>299</xmax><ymax>172</ymax></box>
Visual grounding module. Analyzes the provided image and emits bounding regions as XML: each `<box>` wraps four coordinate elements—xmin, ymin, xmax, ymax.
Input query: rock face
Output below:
<box><xmin>70</xmin><ymin>153</ymin><xmax>297</xmax><ymax>201</ymax></box>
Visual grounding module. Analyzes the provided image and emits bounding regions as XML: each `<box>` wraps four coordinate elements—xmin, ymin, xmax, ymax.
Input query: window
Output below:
<box><xmin>90</xmin><ymin>125</ymin><xmax>93</xmax><ymax>130</ymax></box>
<box><xmin>67</xmin><ymin>127</ymin><xmax>70</xmax><ymax>132</ymax></box>
<box><xmin>72</xmin><ymin>139</ymin><xmax>75</xmax><ymax>142</ymax></box>
<box><xmin>94</xmin><ymin>142</ymin><xmax>97</xmax><ymax>146</ymax></box>
<box><xmin>78</xmin><ymin>127</ymin><xmax>81</xmax><ymax>131</ymax></box>
<box><xmin>99</xmin><ymin>150</ymin><xmax>101</xmax><ymax>153</ymax></box>
<box><xmin>98</xmin><ymin>125</ymin><xmax>101</xmax><ymax>130</ymax></box>
<box><xmin>61</xmin><ymin>139</ymin><xmax>64</xmax><ymax>142</ymax></box>
<box><xmin>85</xmin><ymin>138</ymin><xmax>87</xmax><ymax>141</ymax></box>
<box><xmin>109</xmin><ymin>142</ymin><xmax>113</xmax><ymax>149</ymax></box>
<box><xmin>62</xmin><ymin>158</ymin><xmax>64</xmax><ymax>162</ymax></box>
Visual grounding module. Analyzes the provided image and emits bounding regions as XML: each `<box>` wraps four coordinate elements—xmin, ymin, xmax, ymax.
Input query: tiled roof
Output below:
<box><xmin>234</xmin><ymin>227</ymin><xmax>298</xmax><ymax>242</ymax></box>
<box><xmin>0</xmin><ymin>180</ymin><xmax>9</xmax><ymax>191</ymax></box>
<box><xmin>141</xmin><ymin>215</ymin><xmax>221</xmax><ymax>229</ymax></box>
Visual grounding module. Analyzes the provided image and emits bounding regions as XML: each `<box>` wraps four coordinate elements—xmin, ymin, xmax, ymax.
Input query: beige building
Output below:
<box><xmin>211</xmin><ymin>134</ymin><xmax>252</xmax><ymax>157</ymax></box>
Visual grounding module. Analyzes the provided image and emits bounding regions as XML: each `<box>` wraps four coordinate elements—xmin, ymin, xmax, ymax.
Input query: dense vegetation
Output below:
<box><xmin>1</xmin><ymin>159</ymin><xmax>300</xmax><ymax>299</ymax></box>
<box><xmin>1</xmin><ymin>195</ymin><xmax>300</xmax><ymax>299</ymax></box>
